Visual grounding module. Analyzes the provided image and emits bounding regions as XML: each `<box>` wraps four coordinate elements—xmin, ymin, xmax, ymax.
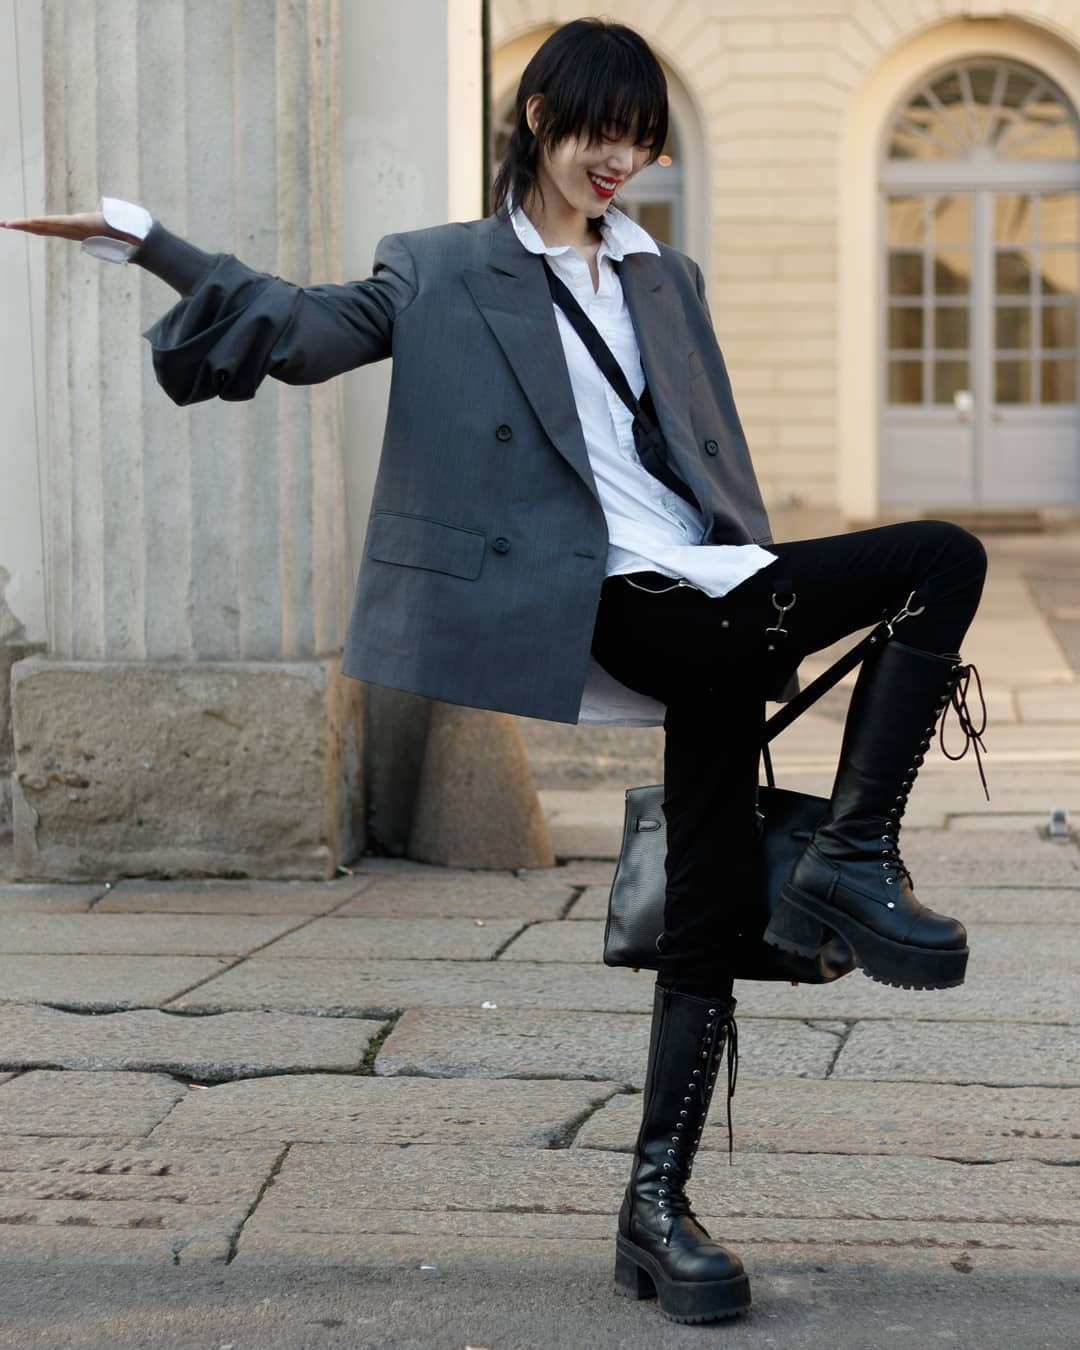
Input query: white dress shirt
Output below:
<box><xmin>86</xmin><ymin>198</ymin><xmax>776</xmax><ymax>725</ymax></box>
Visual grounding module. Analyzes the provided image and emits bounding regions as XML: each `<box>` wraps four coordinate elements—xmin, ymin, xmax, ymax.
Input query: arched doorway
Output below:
<box><xmin>880</xmin><ymin>57</ymin><xmax>1080</xmax><ymax>507</ymax></box>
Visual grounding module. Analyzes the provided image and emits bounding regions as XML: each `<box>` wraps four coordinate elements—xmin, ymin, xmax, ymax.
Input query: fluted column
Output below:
<box><xmin>43</xmin><ymin>0</ymin><xmax>345</xmax><ymax>663</ymax></box>
<box><xmin>13</xmin><ymin>0</ymin><xmax>360</xmax><ymax>880</ymax></box>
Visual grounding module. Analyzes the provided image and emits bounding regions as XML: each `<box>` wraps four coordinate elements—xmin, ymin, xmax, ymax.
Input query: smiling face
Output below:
<box><xmin>524</xmin><ymin>93</ymin><xmax>655</xmax><ymax>230</ymax></box>
<box><xmin>529</xmin><ymin>106</ymin><xmax>650</xmax><ymax>217</ymax></box>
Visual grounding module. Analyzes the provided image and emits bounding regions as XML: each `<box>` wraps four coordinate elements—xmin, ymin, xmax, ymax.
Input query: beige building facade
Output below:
<box><xmin>493</xmin><ymin>0</ymin><xmax>1080</xmax><ymax>521</ymax></box>
<box><xmin>3</xmin><ymin>0</ymin><xmax>1080</xmax><ymax>875</ymax></box>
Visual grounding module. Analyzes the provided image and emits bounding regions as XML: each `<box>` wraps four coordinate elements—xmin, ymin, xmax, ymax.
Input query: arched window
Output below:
<box><xmin>880</xmin><ymin>58</ymin><xmax>1080</xmax><ymax>508</ymax></box>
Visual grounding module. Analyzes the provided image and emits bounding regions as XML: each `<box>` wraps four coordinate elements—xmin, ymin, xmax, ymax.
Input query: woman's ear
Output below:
<box><xmin>525</xmin><ymin>93</ymin><xmax>543</xmax><ymax>136</ymax></box>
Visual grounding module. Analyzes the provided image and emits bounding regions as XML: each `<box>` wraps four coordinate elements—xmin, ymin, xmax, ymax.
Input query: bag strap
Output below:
<box><xmin>760</xmin><ymin>620</ymin><xmax>892</xmax><ymax>789</ymax></box>
<box><xmin>542</xmin><ymin>260</ymin><xmax>646</xmax><ymax>423</ymax></box>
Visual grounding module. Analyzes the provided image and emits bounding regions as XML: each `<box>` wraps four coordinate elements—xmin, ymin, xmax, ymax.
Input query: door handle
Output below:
<box><xmin>953</xmin><ymin>389</ymin><xmax>974</xmax><ymax>420</ymax></box>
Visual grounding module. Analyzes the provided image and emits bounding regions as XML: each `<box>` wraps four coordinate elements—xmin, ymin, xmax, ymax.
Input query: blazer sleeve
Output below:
<box><xmin>129</xmin><ymin>221</ymin><xmax>419</xmax><ymax>406</ymax></box>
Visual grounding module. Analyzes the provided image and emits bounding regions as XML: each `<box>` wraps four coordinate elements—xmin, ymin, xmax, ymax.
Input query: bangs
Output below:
<box><xmin>490</xmin><ymin>19</ymin><xmax>669</xmax><ymax>216</ymax></box>
<box><xmin>531</xmin><ymin>24</ymin><xmax>668</xmax><ymax>159</ymax></box>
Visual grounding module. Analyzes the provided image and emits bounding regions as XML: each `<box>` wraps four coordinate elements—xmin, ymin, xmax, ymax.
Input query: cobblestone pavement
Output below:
<box><xmin>1</xmin><ymin>528</ymin><xmax>1078</xmax><ymax>1348</ymax></box>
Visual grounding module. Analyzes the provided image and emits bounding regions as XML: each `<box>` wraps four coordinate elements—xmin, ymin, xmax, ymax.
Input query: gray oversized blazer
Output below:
<box><xmin>132</xmin><ymin>207</ymin><xmax>775</xmax><ymax>723</ymax></box>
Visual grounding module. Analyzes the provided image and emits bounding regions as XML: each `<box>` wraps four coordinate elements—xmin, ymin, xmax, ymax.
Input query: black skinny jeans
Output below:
<box><xmin>590</xmin><ymin>519</ymin><xmax>988</xmax><ymax>993</ymax></box>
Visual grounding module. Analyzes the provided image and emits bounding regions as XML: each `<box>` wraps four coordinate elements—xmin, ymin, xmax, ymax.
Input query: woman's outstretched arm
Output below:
<box><xmin>1</xmin><ymin>201</ymin><xmax>418</xmax><ymax>405</ymax></box>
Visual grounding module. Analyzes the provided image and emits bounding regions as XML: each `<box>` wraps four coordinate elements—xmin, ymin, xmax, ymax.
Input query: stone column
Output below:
<box><xmin>13</xmin><ymin>0</ymin><xmax>362</xmax><ymax>879</ymax></box>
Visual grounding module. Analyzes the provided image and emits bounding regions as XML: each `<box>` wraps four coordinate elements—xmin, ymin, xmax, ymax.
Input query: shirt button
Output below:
<box><xmin>492</xmin><ymin>537</ymin><xmax>511</xmax><ymax>554</ymax></box>
<box><xmin>495</xmin><ymin>424</ymin><xmax>512</xmax><ymax>441</ymax></box>
<box><xmin>704</xmin><ymin>439</ymin><xmax>719</xmax><ymax>455</ymax></box>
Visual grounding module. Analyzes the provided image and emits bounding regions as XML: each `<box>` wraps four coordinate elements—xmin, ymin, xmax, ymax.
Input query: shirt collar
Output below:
<box><xmin>509</xmin><ymin>201</ymin><xmax>661</xmax><ymax>262</ymax></box>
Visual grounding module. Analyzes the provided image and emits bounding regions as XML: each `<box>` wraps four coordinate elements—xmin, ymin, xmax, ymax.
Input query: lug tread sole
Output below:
<box><xmin>766</xmin><ymin>884</ymin><xmax>968</xmax><ymax>992</ymax></box>
<box><xmin>614</xmin><ymin>1234</ymin><xmax>751</xmax><ymax>1323</ymax></box>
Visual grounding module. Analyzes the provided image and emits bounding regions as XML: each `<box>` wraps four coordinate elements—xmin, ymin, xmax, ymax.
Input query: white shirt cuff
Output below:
<box><xmin>81</xmin><ymin>196</ymin><xmax>153</xmax><ymax>263</ymax></box>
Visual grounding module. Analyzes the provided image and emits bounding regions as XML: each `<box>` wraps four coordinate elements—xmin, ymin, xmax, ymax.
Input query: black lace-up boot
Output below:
<box><xmin>765</xmin><ymin>638</ymin><xmax>987</xmax><ymax>990</ymax></box>
<box><xmin>615</xmin><ymin>983</ymin><xmax>750</xmax><ymax>1324</ymax></box>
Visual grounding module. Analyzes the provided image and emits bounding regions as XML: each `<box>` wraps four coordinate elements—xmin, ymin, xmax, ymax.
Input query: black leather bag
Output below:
<box><xmin>603</xmin><ymin>621</ymin><xmax>897</xmax><ymax>983</ymax></box>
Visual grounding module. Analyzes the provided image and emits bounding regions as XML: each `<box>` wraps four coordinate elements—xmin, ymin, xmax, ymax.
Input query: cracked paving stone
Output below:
<box><xmin>0</xmin><ymin>1135</ymin><xmax>280</xmax><ymax>1265</ymax></box>
<box><xmin>96</xmin><ymin>877</ymin><xmax>370</xmax><ymax>914</ymax></box>
<box><xmin>0</xmin><ymin>884</ymin><xmax>104</xmax><ymax>914</ymax></box>
<box><xmin>335</xmin><ymin>863</ymin><xmax>573</xmax><ymax>920</ymax></box>
<box><xmin>246</xmin><ymin>917</ymin><xmax>527</xmax><ymax>961</ymax></box>
<box><xmin>0</xmin><ymin>1071</ymin><xmax>187</xmax><ymax>1137</ymax></box>
<box><xmin>0</xmin><ymin>1004</ymin><xmax>383</xmax><ymax>1081</ymax></box>
<box><xmin>832</xmin><ymin>1020</ymin><xmax>1080</xmax><ymax>1086</ymax></box>
<box><xmin>163</xmin><ymin>959</ymin><xmax>656</xmax><ymax>1015</ymax></box>
<box><xmin>498</xmin><ymin>920</ymin><xmax>605</xmax><ymax>962</ymax></box>
<box><xmin>0</xmin><ymin>957</ymin><xmax>230</xmax><ymax>1010</ymax></box>
<box><xmin>732</xmin><ymin>967</ymin><xmax>1078</xmax><ymax>1025</ymax></box>
<box><xmin>573</xmin><ymin>1078</ymin><xmax>1080</xmax><ymax>1162</ymax></box>
<box><xmin>375</xmin><ymin>1009</ymin><xmax>838</xmax><ymax>1085</ymax></box>
<box><xmin>239</xmin><ymin>1144</ymin><xmax>1080</xmax><ymax>1235</ymax></box>
<box><xmin>148</xmin><ymin>1076</ymin><xmax>622</xmax><ymax>1147</ymax></box>
<box><xmin>0</xmin><ymin>914</ymin><xmax>301</xmax><ymax>956</ymax></box>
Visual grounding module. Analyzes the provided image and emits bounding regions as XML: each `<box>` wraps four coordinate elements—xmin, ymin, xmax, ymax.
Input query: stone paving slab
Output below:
<box><xmin>349</xmin><ymin>859</ymin><xmax>578</xmax><ymax>911</ymax></box>
<box><xmin>503</xmin><ymin>919</ymin><xmax>1080</xmax><ymax>971</ymax></box>
<box><xmin>0</xmin><ymin>1073</ymin><xmax>17</xmax><ymax>1086</ymax></box>
<box><xmin>903</xmin><ymin>830</ymin><xmax>1080</xmax><ymax>886</ymax></box>
<box><xmin>97</xmin><ymin>877</ymin><xmax>369</xmax><ymax>914</ymax></box>
<box><xmin>247</xmin><ymin>1143</ymin><xmax>1080</xmax><ymax>1228</ymax></box>
<box><xmin>524</xmin><ymin>860</ymin><xmax>615</xmax><ymax>889</ymax></box>
<box><xmin>0</xmin><ymin>1004</ymin><xmax>383</xmax><ymax>1081</ymax></box>
<box><xmin>0</xmin><ymin>1071</ymin><xmax>187</xmax><ymax>1136</ymax></box>
<box><xmin>733</xmin><ymin>969</ymin><xmax>1078</xmax><ymax>1024</ymax></box>
<box><xmin>573</xmin><ymin>1078</ymin><xmax>1080</xmax><ymax>1163</ymax></box>
<box><xmin>566</xmin><ymin>884</ymin><xmax>611</xmax><ymax>920</ymax></box>
<box><xmin>568</xmin><ymin>884</ymin><xmax>1080</xmax><ymax>926</ymax></box>
<box><xmin>149</xmin><ymin>1076</ymin><xmax>622</xmax><ymax>1147</ymax></box>
<box><xmin>832</xmin><ymin>1019</ymin><xmax>1080</xmax><ymax>1085</ymax></box>
<box><xmin>0</xmin><ymin>1135</ymin><xmax>279</xmax><ymax>1265</ymax></box>
<box><xmin>246</xmin><ymin>916</ymin><xmax>527</xmax><ymax>961</ymax></box>
<box><xmin>0</xmin><ymin>956</ymin><xmax>231</xmax><ymax>1010</ymax></box>
<box><xmin>1017</xmin><ymin>684</ymin><xmax>1080</xmax><ymax>721</ymax></box>
<box><xmin>499</xmin><ymin>918</ymin><xmax>604</xmax><ymax>962</ymax></box>
<box><xmin>161</xmin><ymin>954</ymin><xmax>1079</xmax><ymax>1023</ymax></box>
<box><xmin>921</xmin><ymin>886</ymin><xmax>1080</xmax><ymax>924</ymax></box>
<box><xmin>0</xmin><ymin>883</ymin><xmax>104</xmax><ymax>914</ymax></box>
<box><xmin>231</xmin><ymin>1229</ymin><xmax>1080</xmax><ymax>1286</ymax></box>
<box><xmin>0</xmin><ymin>914</ymin><xmax>301</xmax><ymax>956</ymax></box>
<box><xmin>375</xmin><ymin>1009</ymin><xmax>840</xmax><ymax>1086</ymax></box>
<box><xmin>337</xmin><ymin>880</ymin><xmax>572</xmax><ymax>920</ymax></box>
<box><xmin>164</xmin><ymin>958</ymin><xmax>655</xmax><ymax>1015</ymax></box>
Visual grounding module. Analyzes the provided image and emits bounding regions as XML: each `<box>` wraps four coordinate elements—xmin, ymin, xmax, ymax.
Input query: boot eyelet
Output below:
<box><xmin>676</xmin><ymin>1122</ymin><xmax>684</xmax><ymax>1129</ymax></box>
<box><xmin>693</xmin><ymin>1069</ymin><xmax>701</xmax><ymax>1077</ymax></box>
<box><xmin>887</xmin><ymin>901</ymin><xmax>896</xmax><ymax>908</ymax></box>
<box><xmin>663</xmin><ymin>1163</ymin><xmax>671</xmax><ymax>1171</ymax></box>
<box><xmin>885</xmin><ymin>877</ymin><xmax>895</xmax><ymax>885</ymax></box>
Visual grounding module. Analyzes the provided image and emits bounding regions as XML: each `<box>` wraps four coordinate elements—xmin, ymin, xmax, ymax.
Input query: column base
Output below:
<box><xmin>11</xmin><ymin>656</ymin><xmax>363</xmax><ymax>881</ymax></box>
<box><xmin>2</xmin><ymin>643</ymin><xmax>47</xmax><ymax>826</ymax></box>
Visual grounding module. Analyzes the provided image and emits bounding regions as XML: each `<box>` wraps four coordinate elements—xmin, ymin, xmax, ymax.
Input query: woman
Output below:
<box><xmin>3</xmin><ymin>17</ymin><xmax>987</xmax><ymax>1326</ymax></box>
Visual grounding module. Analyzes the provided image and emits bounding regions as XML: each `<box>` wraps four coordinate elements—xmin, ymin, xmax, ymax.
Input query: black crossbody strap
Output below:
<box><xmin>542</xmin><ymin>260</ymin><xmax>645</xmax><ymax>422</ymax></box>
<box><xmin>763</xmin><ymin>622</ymin><xmax>891</xmax><ymax>744</ymax></box>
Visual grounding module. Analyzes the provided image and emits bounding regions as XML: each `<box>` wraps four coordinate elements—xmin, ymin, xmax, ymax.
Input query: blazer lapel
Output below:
<box><xmin>616</xmin><ymin>250</ymin><xmax>695</xmax><ymax>489</ymax></box>
<box><xmin>464</xmin><ymin>215</ymin><xmax>599</xmax><ymax>501</ymax></box>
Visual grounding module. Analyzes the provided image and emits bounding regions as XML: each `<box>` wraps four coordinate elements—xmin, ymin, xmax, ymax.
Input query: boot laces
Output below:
<box><xmin>880</xmin><ymin>659</ymin><xmax>990</xmax><ymax>887</ymax></box>
<box><xmin>658</xmin><ymin>1006</ymin><xmax>739</xmax><ymax>1243</ymax></box>
<box><xmin>940</xmin><ymin>661</ymin><xmax>990</xmax><ymax>801</ymax></box>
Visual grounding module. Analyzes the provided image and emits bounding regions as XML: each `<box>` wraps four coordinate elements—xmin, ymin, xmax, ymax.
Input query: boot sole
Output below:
<box><xmin>614</xmin><ymin>1233</ymin><xmax>751</xmax><ymax>1323</ymax></box>
<box><xmin>765</xmin><ymin>884</ymin><xmax>968</xmax><ymax>991</ymax></box>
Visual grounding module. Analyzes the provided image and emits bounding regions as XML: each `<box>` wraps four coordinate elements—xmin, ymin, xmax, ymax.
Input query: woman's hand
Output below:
<box><xmin>0</xmin><ymin>211</ymin><xmax>142</xmax><ymax>246</ymax></box>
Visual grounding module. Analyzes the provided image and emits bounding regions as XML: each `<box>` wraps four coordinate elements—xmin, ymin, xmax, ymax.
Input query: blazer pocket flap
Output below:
<box><xmin>366</xmin><ymin>511</ymin><xmax>486</xmax><ymax>580</ymax></box>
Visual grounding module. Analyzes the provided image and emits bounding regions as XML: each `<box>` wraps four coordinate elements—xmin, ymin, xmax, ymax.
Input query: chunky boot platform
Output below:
<box><xmin>615</xmin><ymin>983</ymin><xmax>750</xmax><ymax>1324</ymax></box>
<box><xmin>765</xmin><ymin>639</ymin><xmax>986</xmax><ymax>991</ymax></box>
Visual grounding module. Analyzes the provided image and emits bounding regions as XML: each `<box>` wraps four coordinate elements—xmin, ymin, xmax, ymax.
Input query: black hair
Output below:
<box><xmin>490</xmin><ymin>17</ymin><xmax>668</xmax><ymax>221</ymax></box>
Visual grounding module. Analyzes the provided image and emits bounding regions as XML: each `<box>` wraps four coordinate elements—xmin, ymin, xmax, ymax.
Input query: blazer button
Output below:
<box><xmin>704</xmin><ymin>439</ymin><xmax>719</xmax><ymax>456</ymax></box>
<box><xmin>492</xmin><ymin>536</ymin><xmax>511</xmax><ymax>554</ymax></box>
<box><xmin>495</xmin><ymin>424</ymin><xmax>513</xmax><ymax>441</ymax></box>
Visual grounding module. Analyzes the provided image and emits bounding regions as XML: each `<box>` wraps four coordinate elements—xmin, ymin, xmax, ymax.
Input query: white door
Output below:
<box><xmin>881</xmin><ymin>59</ymin><xmax>1080</xmax><ymax>509</ymax></box>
